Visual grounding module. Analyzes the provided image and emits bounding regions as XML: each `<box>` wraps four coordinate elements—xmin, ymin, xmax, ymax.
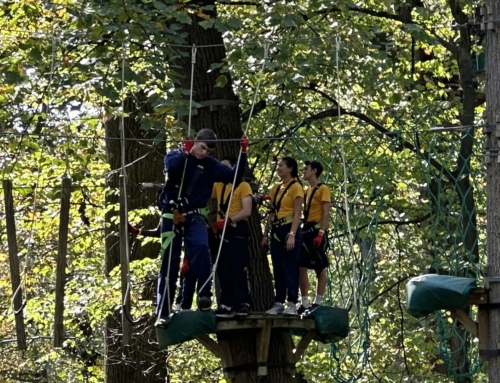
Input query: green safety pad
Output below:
<box><xmin>156</xmin><ymin>310</ymin><xmax>216</xmax><ymax>348</ymax></box>
<box><xmin>294</xmin><ymin>306</ymin><xmax>349</xmax><ymax>344</ymax></box>
<box><xmin>406</xmin><ymin>274</ymin><xmax>477</xmax><ymax>318</ymax></box>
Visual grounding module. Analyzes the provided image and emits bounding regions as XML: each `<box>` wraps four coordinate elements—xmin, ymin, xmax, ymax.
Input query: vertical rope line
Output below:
<box><xmin>187</xmin><ymin>44</ymin><xmax>197</xmax><ymax>139</ymax></box>
<box><xmin>118</xmin><ymin>41</ymin><xmax>132</xmax><ymax>311</ymax></box>
<box><xmin>336</xmin><ymin>35</ymin><xmax>357</xmax><ymax>312</ymax></box>
<box><xmin>198</xmin><ymin>42</ymin><xmax>270</xmax><ymax>294</ymax></box>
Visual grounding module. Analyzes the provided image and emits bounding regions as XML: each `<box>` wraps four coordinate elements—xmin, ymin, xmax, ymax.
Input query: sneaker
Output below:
<box><xmin>303</xmin><ymin>303</ymin><xmax>321</xmax><ymax>316</ymax></box>
<box><xmin>198</xmin><ymin>296</ymin><xmax>212</xmax><ymax>311</ymax></box>
<box><xmin>297</xmin><ymin>305</ymin><xmax>309</xmax><ymax>315</ymax></box>
<box><xmin>154</xmin><ymin>316</ymin><xmax>172</xmax><ymax>329</ymax></box>
<box><xmin>266</xmin><ymin>302</ymin><xmax>284</xmax><ymax>315</ymax></box>
<box><xmin>235</xmin><ymin>303</ymin><xmax>251</xmax><ymax>316</ymax></box>
<box><xmin>173</xmin><ymin>304</ymin><xmax>182</xmax><ymax>313</ymax></box>
<box><xmin>283</xmin><ymin>302</ymin><xmax>298</xmax><ymax>316</ymax></box>
<box><xmin>215</xmin><ymin>305</ymin><xmax>235</xmax><ymax>318</ymax></box>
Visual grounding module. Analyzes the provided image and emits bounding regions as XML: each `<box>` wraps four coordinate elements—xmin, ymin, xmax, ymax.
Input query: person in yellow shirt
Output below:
<box><xmin>299</xmin><ymin>160</ymin><xmax>331</xmax><ymax>314</ymax></box>
<box><xmin>211</xmin><ymin>157</ymin><xmax>253</xmax><ymax>317</ymax></box>
<box><xmin>261</xmin><ymin>157</ymin><xmax>304</xmax><ymax>315</ymax></box>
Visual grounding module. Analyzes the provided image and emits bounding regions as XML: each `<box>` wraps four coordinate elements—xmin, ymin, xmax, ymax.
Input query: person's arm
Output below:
<box><xmin>229</xmin><ymin>195</ymin><xmax>252</xmax><ymax>222</ymax></box>
<box><xmin>290</xmin><ymin>196</ymin><xmax>304</xmax><ymax>235</ymax></box>
<box><xmin>319</xmin><ymin>201</ymin><xmax>331</xmax><ymax>232</ymax></box>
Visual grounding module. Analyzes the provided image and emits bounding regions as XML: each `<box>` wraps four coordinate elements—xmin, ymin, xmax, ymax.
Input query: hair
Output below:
<box><xmin>221</xmin><ymin>156</ymin><xmax>237</xmax><ymax>167</ymax></box>
<box><xmin>281</xmin><ymin>156</ymin><xmax>300</xmax><ymax>181</ymax></box>
<box><xmin>195</xmin><ymin>129</ymin><xmax>217</xmax><ymax>149</ymax></box>
<box><xmin>304</xmin><ymin>160</ymin><xmax>324</xmax><ymax>178</ymax></box>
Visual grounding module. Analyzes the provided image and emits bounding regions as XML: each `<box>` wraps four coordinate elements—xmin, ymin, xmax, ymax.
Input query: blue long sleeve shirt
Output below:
<box><xmin>160</xmin><ymin>150</ymin><xmax>248</xmax><ymax>211</ymax></box>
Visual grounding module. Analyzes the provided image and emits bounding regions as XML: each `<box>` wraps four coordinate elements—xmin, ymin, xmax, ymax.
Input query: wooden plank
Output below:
<box><xmin>272</xmin><ymin>318</ymin><xmax>315</xmax><ymax>330</ymax></box>
<box><xmin>451</xmin><ymin>310</ymin><xmax>478</xmax><ymax>337</ymax></box>
<box><xmin>218</xmin><ymin>339</ymin><xmax>234</xmax><ymax>380</ymax></box>
<box><xmin>256</xmin><ymin>319</ymin><xmax>272</xmax><ymax>376</ymax></box>
<box><xmin>195</xmin><ymin>334</ymin><xmax>223</xmax><ymax>359</ymax></box>
<box><xmin>467</xmin><ymin>288</ymin><xmax>488</xmax><ymax>305</ymax></box>
<box><xmin>215</xmin><ymin>317</ymin><xmax>315</xmax><ymax>332</ymax></box>
<box><xmin>478</xmin><ymin>307</ymin><xmax>489</xmax><ymax>362</ymax></box>
<box><xmin>216</xmin><ymin>319</ymin><xmax>266</xmax><ymax>331</ymax></box>
<box><xmin>54</xmin><ymin>177</ymin><xmax>71</xmax><ymax>348</ymax></box>
<box><xmin>3</xmin><ymin>180</ymin><xmax>26</xmax><ymax>350</ymax></box>
<box><xmin>119</xmin><ymin>175</ymin><xmax>132</xmax><ymax>345</ymax></box>
<box><xmin>282</xmin><ymin>330</ymin><xmax>296</xmax><ymax>375</ymax></box>
<box><xmin>293</xmin><ymin>330</ymin><xmax>316</xmax><ymax>363</ymax></box>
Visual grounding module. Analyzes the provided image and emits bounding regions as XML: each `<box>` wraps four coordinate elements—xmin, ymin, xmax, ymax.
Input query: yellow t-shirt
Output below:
<box><xmin>304</xmin><ymin>184</ymin><xmax>331</xmax><ymax>223</ymax></box>
<box><xmin>269</xmin><ymin>179</ymin><xmax>304</xmax><ymax>220</ymax></box>
<box><xmin>212</xmin><ymin>181</ymin><xmax>253</xmax><ymax>219</ymax></box>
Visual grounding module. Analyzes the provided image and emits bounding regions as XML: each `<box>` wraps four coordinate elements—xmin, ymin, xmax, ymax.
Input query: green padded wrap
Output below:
<box><xmin>156</xmin><ymin>310</ymin><xmax>216</xmax><ymax>348</ymax></box>
<box><xmin>406</xmin><ymin>274</ymin><xmax>477</xmax><ymax>318</ymax></box>
<box><xmin>294</xmin><ymin>306</ymin><xmax>349</xmax><ymax>343</ymax></box>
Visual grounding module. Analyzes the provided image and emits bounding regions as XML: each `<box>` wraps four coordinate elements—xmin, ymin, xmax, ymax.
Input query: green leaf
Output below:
<box><xmin>214</xmin><ymin>75</ymin><xmax>228</xmax><ymax>88</ymax></box>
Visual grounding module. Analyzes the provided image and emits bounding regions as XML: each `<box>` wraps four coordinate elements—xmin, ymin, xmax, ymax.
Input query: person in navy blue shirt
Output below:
<box><xmin>156</xmin><ymin>129</ymin><xmax>248</xmax><ymax>327</ymax></box>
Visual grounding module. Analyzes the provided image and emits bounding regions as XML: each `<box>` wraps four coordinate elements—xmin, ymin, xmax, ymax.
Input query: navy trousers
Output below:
<box><xmin>270</xmin><ymin>223</ymin><xmax>302</xmax><ymax>304</ymax></box>
<box><xmin>216</xmin><ymin>221</ymin><xmax>251</xmax><ymax>308</ymax></box>
<box><xmin>157</xmin><ymin>211</ymin><xmax>212</xmax><ymax>318</ymax></box>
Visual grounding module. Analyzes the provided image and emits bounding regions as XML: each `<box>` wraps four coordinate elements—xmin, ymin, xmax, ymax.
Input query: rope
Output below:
<box><xmin>117</xmin><ymin>40</ymin><xmax>134</xmax><ymax>322</ymax></box>
<box><xmin>156</xmin><ymin>45</ymin><xmax>198</xmax><ymax>323</ymax></box>
<box><xmin>335</xmin><ymin>35</ymin><xmax>358</xmax><ymax>313</ymax></box>
<box><xmin>197</xmin><ymin>42</ymin><xmax>270</xmax><ymax>296</ymax></box>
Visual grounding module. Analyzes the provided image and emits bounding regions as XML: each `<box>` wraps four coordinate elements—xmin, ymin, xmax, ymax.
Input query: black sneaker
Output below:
<box><xmin>198</xmin><ymin>296</ymin><xmax>212</xmax><ymax>311</ymax></box>
<box><xmin>235</xmin><ymin>303</ymin><xmax>251</xmax><ymax>316</ymax></box>
<box><xmin>154</xmin><ymin>316</ymin><xmax>172</xmax><ymax>329</ymax></box>
<box><xmin>304</xmin><ymin>304</ymin><xmax>320</xmax><ymax>315</ymax></box>
<box><xmin>297</xmin><ymin>305</ymin><xmax>309</xmax><ymax>315</ymax></box>
<box><xmin>215</xmin><ymin>306</ymin><xmax>235</xmax><ymax>318</ymax></box>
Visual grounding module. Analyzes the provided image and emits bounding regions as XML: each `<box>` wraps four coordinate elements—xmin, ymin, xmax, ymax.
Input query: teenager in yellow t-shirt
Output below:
<box><xmin>211</xmin><ymin>157</ymin><xmax>253</xmax><ymax>317</ymax></box>
<box><xmin>299</xmin><ymin>160</ymin><xmax>331</xmax><ymax>314</ymax></box>
<box><xmin>261</xmin><ymin>157</ymin><xmax>304</xmax><ymax>315</ymax></box>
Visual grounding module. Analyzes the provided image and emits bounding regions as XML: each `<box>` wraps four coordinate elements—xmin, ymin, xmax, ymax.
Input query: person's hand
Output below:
<box><xmin>181</xmin><ymin>258</ymin><xmax>190</xmax><ymax>275</ymax></box>
<box><xmin>240</xmin><ymin>135</ymin><xmax>249</xmax><ymax>153</ymax></box>
<box><xmin>183</xmin><ymin>136</ymin><xmax>193</xmax><ymax>153</ymax></box>
<box><xmin>128</xmin><ymin>222</ymin><xmax>140</xmax><ymax>236</ymax></box>
<box><xmin>260</xmin><ymin>195</ymin><xmax>271</xmax><ymax>203</ymax></box>
<box><xmin>261</xmin><ymin>236</ymin><xmax>268</xmax><ymax>248</ymax></box>
<box><xmin>313</xmin><ymin>234</ymin><xmax>323</xmax><ymax>248</ymax></box>
<box><xmin>214</xmin><ymin>218</ymin><xmax>231</xmax><ymax>232</ymax></box>
<box><xmin>286</xmin><ymin>233</ymin><xmax>295</xmax><ymax>251</ymax></box>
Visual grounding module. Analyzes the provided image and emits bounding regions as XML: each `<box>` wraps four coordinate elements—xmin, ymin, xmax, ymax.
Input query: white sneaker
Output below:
<box><xmin>283</xmin><ymin>302</ymin><xmax>297</xmax><ymax>316</ymax></box>
<box><xmin>266</xmin><ymin>302</ymin><xmax>284</xmax><ymax>315</ymax></box>
<box><xmin>173</xmin><ymin>304</ymin><xmax>182</xmax><ymax>312</ymax></box>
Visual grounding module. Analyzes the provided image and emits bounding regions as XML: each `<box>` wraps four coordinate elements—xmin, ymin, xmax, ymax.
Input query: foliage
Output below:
<box><xmin>0</xmin><ymin>0</ymin><xmax>488</xmax><ymax>382</ymax></box>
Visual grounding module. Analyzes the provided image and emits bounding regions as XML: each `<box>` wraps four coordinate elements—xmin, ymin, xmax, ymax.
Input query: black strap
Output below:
<box><xmin>304</xmin><ymin>183</ymin><xmax>323</xmax><ymax>221</ymax></box>
<box><xmin>218</xmin><ymin>183</ymin><xmax>231</xmax><ymax>218</ymax></box>
<box><xmin>184</xmin><ymin>163</ymin><xmax>205</xmax><ymax>199</ymax></box>
<box><xmin>272</xmin><ymin>180</ymin><xmax>297</xmax><ymax>214</ymax></box>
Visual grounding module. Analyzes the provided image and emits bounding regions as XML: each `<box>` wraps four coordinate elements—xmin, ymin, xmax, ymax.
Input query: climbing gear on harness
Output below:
<box><xmin>303</xmin><ymin>183</ymin><xmax>323</xmax><ymax>222</ymax></box>
<box><xmin>172</xmin><ymin>209</ymin><xmax>186</xmax><ymax>225</ymax></box>
<box><xmin>271</xmin><ymin>215</ymin><xmax>294</xmax><ymax>227</ymax></box>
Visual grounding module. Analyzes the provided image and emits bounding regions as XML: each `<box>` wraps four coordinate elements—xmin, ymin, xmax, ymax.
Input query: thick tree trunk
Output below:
<box><xmin>169</xmin><ymin>5</ymin><xmax>301</xmax><ymax>382</ymax></box>
<box><xmin>104</xmin><ymin>95</ymin><xmax>167</xmax><ymax>383</ymax></box>
<box><xmin>486</xmin><ymin>1</ymin><xmax>500</xmax><ymax>381</ymax></box>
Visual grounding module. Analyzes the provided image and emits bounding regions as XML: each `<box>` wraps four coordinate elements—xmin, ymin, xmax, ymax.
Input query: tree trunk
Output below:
<box><xmin>169</xmin><ymin>4</ymin><xmax>301</xmax><ymax>382</ymax></box>
<box><xmin>486</xmin><ymin>1</ymin><xmax>500</xmax><ymax>381</ymax></box>
<box><xmin>104</xmin><ymin>95</ymin><xmax>167</xmax><ymax>383</ymax></box>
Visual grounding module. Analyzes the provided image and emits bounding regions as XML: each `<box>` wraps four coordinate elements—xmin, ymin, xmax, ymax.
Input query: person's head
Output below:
<box><xmin>276</xmin><ymin>156</ymin><xmax>299</xmax><ymax>180</ymax></box>
<box><xmin>302</xmin><ymin>160</ymin><xmax>323</xmax><ymax>181</ymax></box>
<box><xmin>221</xmin><ymin>156</ymin><xmax>237</xmax><ymax>167</ymax></box>
<box><xmin>191</xmin><ymin>129</ymin><xmax>217</xmax><ymax>159</ymax></box>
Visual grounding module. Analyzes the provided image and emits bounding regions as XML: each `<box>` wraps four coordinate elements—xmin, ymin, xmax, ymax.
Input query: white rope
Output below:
<box><xmin>335</xmin><ymin>35</ymin><xmax>358</xmax><ymax>313</ymax></box>
<box><xmin>118</xmin><ymin>40</ymin><xmax>133</xmax><ymax>316</ymax></box>
<box><xmin>156</xmin><ymin>45</ymin><xmax>197</xmax><ymax>322</ymax></box>
<box><xmin>198</xmin><ymin>42</ymin><xmax>270</xmax><ymax>296</ymax></box>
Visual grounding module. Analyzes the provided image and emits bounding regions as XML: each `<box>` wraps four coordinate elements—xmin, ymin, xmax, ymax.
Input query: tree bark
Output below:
<box><xmin>104</xmin><ymin>95</ymin><xmax>167</xmax><ymax>383</ymax></box>
<box><xmin>486</xmin><ymin>1</ymin><xmax>500</xmax><ymax>381</ymax></box>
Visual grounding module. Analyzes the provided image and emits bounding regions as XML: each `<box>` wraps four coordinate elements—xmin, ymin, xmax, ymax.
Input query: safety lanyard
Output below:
<box><xmin>272</xmin><ymin>180</ymin><xmax>297</xmax><ymax>215</ymax></box>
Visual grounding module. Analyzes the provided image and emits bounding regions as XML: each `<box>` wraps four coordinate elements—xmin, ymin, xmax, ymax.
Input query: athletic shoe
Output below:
<box><xmin>235</xmin><ymin>303</ymin><xmax>251</xmax><ymax>316</ymax></box>
<box><xmin>297</xmin><ymin>305</ymin><xmax>309</xmax><ymax>315</ymax></box>
<box><xmin>173</xmin><ymin>304</ymin><xmax>182</xmax><ymax>313</ymax></box>
<box><xmin>266</xmin><ymin>302</ymin><xmax>284</xmax><ymax>315</ymax></box>
<box><xmin>283</xmin><ymin>302</ymin><xmax>298</xmax><ymax>316</ymax></box>
<box><xmin>215</xmin><ymin>306</ymin><xmax>235</xmax><ymax>318</ymax></box>
<box><xmin>198</xmin><ymin>296</ymin><xmax>212</xmax><ymax>311</ymax></box>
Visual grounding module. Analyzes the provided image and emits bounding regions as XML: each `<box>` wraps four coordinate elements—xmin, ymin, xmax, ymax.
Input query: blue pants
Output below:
<box><xmin>216</xmin><ymin>221</ymin><xmax>251</xmax><ymax>308</ymax></box>
<box><xmin>270</xmin><ymin>223</ymin><xmax>302</xmax><ymax>304</ymax></box>
<box><xmin>157</xmin><ymin>211</ymin><xmax>212</xmax><ymax>318</ymax></box>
